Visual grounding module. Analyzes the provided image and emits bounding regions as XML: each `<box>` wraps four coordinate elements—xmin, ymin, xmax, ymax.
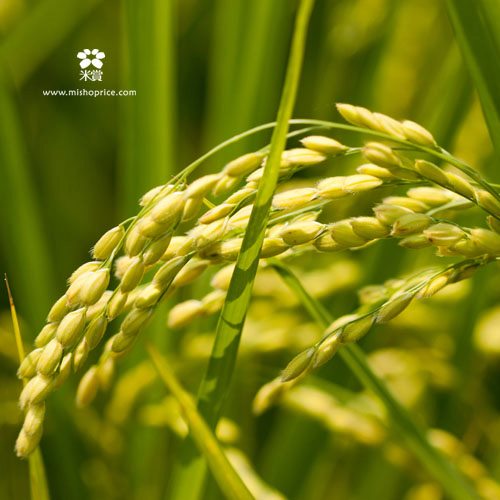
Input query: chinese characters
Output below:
<box><xmin>77</xmin><ymin>49</ymin><xmax>105</xmax><ymax>82</ymax></box>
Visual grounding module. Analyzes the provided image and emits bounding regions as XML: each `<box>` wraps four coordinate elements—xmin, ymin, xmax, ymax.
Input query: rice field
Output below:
<box><xmin>1</xmin><ymin>1</ymin><xmax>500</xmax><ymax>499</ymax></box>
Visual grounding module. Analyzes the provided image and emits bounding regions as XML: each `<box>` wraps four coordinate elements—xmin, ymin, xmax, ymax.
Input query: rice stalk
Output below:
<box><xmin>14</xmin><ymin>105</ymin><xmax>500</xmax><ymax>462</ymax></box>
<box><xmin>12</xmin><ymin>128</ymin><xmax>341</xmax><ymax>456</ymax></box>
<box><xmin>266</xmin><ymin>261</ymin><xmax>478</xmax><ymax>500</ymax></box>
<box><xmin>287</xmin><ymin>115</ymin><xmax>500</xmax><ymax>208</ymax></box>
<box><xmin>9</xmin><ymin>28</ymin><xmax>498</xmax><ymax>498</ymax></box>
<box><xmin>272</xmin><ymin>258</ymin><xmax>492</xmax><ymax>387</ymax></box>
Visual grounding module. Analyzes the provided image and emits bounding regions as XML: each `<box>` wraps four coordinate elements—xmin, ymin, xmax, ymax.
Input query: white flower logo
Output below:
<box><xmin>77</xmin><ymin>49</ymin><xmax>106</xmax><ymax>69</ymax></box>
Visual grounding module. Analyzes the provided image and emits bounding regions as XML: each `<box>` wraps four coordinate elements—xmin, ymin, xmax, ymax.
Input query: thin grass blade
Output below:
<box><xmin>196</xmin><ymin>0</ymin><xmax>315</xmax><ymax>431</ymax></box>
<box><xmin>5</xmin><ymin>276</ymin><xmax>50</xmax><ymax>500</ymax></box>
<box><xmin>446</xmin><ymin>0</ymin><xmax>500</xmax><ymax>173</ymax></box>
<box><xmin>147</xmin><ymin>345</ymin><xmax>253</xmax><ymax>500</ymax></box>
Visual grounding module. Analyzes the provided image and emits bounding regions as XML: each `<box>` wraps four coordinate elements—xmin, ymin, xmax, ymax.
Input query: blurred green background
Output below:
<box><xmin>1</xmin><ymin>0</ymin><xmax>499</xmax><ymax>499</ymax></box>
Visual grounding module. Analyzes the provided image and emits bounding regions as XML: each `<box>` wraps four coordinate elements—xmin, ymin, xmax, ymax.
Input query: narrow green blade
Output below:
<box><xmin>446</xmin><ymin>0</ymin><xmax>500</xmax><ymax>172</ymax></box>
<box><xmin>6</xmin><ymin>277</ymin><xmax>50</xmax><ymax>500</ymax></box>
<box><xmin>168</xmin><ymin>1</ymin><xmax>316</xmax><ymax>498</ymax></box>
<box><xmin>147</xmin><ymin>345</ymin><xmax>253</xmax><ymax>500</ymax></box>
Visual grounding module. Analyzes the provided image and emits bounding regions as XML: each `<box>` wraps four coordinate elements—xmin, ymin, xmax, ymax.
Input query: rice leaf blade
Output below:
<box><xmin>168</xmin><ymin>1</ymin><xmax>316</xmax><ymax>497</ymax></box>
<box><xmin>5</xmin><ymin>277</ymin><xmax>51</xmax><ymax>500</ymax></box>
<box><xmin>197</xmin><ymin>0</ymin><xmax>315</xmax><ymax>426</ymax></box>
<box><xmin>147</xmin><ymin>345</ymin><xmax>253</xmax><ymax>500</ymax></box>
<box><xmin>446</xmin><ymin>0</ymin><xmax>500</xmax><ymax>172</ymax></box>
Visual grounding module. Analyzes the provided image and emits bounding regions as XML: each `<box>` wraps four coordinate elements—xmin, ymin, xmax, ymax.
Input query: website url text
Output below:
<box><xmin>42</xmin><ymin>89</ymin><xmax>137</xmax><ymax>97</ymax></box>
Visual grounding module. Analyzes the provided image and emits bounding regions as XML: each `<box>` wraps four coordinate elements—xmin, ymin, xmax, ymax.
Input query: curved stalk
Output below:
<box><xmin>269</xmin><ymin>260</ymin><xmax>478</xmax><ymax>500</ymax></box>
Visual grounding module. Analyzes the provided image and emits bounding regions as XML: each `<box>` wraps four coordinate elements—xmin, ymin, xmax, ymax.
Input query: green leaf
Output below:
<box><xmin>197</xmin><ymin>0</ymin><xmax>315</xmax><ymax>425</ymax></box>
<box><xmin>268</xmin><ymin>259</ymin><xmax>478</xmax><ymax>500</ymax></box>
<box><xmin>446</xmin><ymin>0</ymin><xmax>500</xmax><ymax>173</ymax></box>
<box><xmin>5</xmin><ymin>277</ymin><xmax>51</xmax><ymax>500</ymax></box>
<box><xmin>168</xmin><ymin>1</ymin><xmax>316</xmax><ymax>498</ymax></box>
<box><xmin>147</xmin><ymin>345</ymin><xmax>253</xmax><ymax>500</ymax></box>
